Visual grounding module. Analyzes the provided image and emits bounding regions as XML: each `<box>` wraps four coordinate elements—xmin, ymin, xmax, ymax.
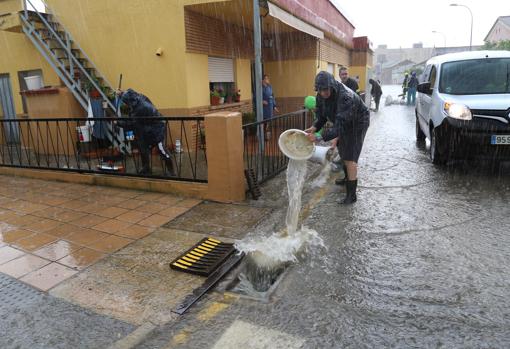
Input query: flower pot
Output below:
<box><xmin>89</xmin><ymin>89</ymin><xmax>101</xmax><ymax>99</ymax></box>
<box><xmin>210</xmin><ymin>95</ymin><xmax>220</xmax><ymax>106</ymax></box>
<box><xmin>235</xmin><ymin>96</ymin><xmax>241</xmax><ymax>102</ymax></box>
<box><xmin>219</xmin><ymin>97</ymin><xmax>225</xmax><ymax>104</ymax></box>
<box><xmin>226</xmin><ymin>95</ymin><xmax>233</xmax><ymax>104</ymax></box>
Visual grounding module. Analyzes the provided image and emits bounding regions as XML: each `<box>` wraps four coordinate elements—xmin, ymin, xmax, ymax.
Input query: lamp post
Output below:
<box><xmin>432</xmin><ymin>30</ymin><xmax>447</xmax><ymax>48</ymax></box>
<box><xmin>449</xmin><ymin>3</ymin><xmax>473</xmax><ymax>50</ymax></box>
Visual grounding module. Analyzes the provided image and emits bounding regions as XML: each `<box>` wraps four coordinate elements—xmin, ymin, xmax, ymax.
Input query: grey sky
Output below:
<box><xmin>332</xmin><ymin>0</ymin><xmax>508</xmax><ymax>48</ymax></box>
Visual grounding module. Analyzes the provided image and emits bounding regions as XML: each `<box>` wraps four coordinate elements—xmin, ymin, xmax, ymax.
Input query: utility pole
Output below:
<box><xmin>253</xmin><ymin>0</ymin><xmax>263</xmax><ymax>123</ymax></box>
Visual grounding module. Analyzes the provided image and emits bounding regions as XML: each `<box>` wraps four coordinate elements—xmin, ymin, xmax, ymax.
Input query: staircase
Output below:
<box><xmin>19</xmin><ymin>0</ymin><xmax>116</xmax><ymax>114</ymax></box>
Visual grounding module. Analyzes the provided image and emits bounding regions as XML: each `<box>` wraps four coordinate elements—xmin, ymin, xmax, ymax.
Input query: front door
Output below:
<box><xmin>0</xmin><ymin>74</ymin><xmax>19</xmax><ymax>143</ymax></box>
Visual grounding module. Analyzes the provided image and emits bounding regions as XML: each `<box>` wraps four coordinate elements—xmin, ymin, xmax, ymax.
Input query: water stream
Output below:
<box><xmin>234</xmin><ymin>159</ymin><xmax>325</xmax><ymax>294</ymax></box>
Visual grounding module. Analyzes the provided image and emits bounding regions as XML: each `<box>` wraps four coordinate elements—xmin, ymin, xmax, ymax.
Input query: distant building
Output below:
<box><xmin>485</xmin><ymin>16</ymin><xmax>510</xmax><ymax>43</ymax></box>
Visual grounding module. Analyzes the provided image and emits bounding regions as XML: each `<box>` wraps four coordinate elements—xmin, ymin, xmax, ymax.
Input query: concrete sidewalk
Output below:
<box><xmin>0</xmin><ymin>174</ymin><xmax>273</xmax><ymax>348</ymax></box>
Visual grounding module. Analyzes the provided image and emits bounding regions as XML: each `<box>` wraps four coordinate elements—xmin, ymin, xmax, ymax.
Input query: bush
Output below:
<box><xmin>242</xmin><ymin>112</ymin><xmax>256</xmax><ymax>125</ymax></box>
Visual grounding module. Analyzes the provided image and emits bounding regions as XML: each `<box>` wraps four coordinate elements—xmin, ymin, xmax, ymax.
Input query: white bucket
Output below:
<box><xmin>278</xmin><ymin>129</ymin><xmax>315</xmax><ymax>161</ymax></box>
<box><xmin>24</xmin><ymin>75</ymin><xmax>43</xmax><ymax>90</ymax></box>
<box><xmin>310</xmin><ymin>145</ymin><xmax>333</xmax><ymax>164</ymax></box>
<box><xmin>76</xmin><ymin>125</ymin><xmax>91</xmax><ymax>142</ymax></box>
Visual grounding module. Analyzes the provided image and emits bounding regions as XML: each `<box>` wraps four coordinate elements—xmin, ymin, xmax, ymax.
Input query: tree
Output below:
<box><xmin>481</xmin><ymin>40</ymin><xmax>510</xmax><ymax>51</ymax></box>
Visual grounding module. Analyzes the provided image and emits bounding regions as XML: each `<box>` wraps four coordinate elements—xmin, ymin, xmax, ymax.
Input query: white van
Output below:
<box><xmin>415</xmin><ymin>50</ymin><xmax>510</xmax><ymax>164</ymax></box>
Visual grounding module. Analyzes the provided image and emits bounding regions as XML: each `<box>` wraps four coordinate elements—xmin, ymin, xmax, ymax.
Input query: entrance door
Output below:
<box><xmin>0</xmin><ymin>74</ymin><xmax>19</xmax><ymax>143</ymax></box>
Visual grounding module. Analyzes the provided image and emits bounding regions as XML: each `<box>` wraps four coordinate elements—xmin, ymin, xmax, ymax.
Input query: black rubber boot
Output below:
<box><xmin>335</xmin><ymin>164</ymin><xmax>348</xmax><ymax>185</ymax></box>
<box><xmin>340</xmin><ymin>179</ymin><xmax>357</xmax><ymax>204</ymax></box>
<box><xmin>164</xmin><ymin>157</ymin><xmax>177</xmax><ymax>177</ymax></box>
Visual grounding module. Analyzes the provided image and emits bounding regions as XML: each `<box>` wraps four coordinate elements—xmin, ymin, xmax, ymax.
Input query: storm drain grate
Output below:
<box><xmin>170</xmin><ymin>237</ymin><xmax>236</xmax><ymax>277</ymax></box>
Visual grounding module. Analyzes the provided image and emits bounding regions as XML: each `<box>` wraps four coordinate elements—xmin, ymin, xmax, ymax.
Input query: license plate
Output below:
<box><xmin>491</xmin><ymin>135</ymin><xmax>510</xmax><ymax>145</ymax></box>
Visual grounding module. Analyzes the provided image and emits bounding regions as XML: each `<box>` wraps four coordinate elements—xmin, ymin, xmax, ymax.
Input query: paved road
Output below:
<box><xmin>137</xmin><ymin>86</ymin><xmax>510</xmax><ymax>349</ymax></box>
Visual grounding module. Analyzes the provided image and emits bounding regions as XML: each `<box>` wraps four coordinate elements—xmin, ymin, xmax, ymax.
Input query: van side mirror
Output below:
<box><xmin>417</xmin><ymin>82</ymin><xmax>431</xmax><ymax>94</ymax></box>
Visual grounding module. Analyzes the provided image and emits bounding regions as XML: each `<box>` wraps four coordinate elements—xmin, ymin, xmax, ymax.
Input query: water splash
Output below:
<box><xmin>234</xmin><ymin>158</ymin><xmax>326</xmax><ymax>293</ymax></box>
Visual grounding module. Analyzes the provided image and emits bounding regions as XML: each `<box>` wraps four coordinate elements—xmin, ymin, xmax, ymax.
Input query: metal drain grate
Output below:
<box><xmin>170</xmin><ymin>237</ymin><xmax>236</xmax><ymax>277</ymax></box>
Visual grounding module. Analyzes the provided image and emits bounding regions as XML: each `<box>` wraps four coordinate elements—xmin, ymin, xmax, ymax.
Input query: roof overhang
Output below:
<box><xmin>267</xmin><ymin>2</ymin><xmax>323</xmax><ymax>39</ymax></box>
<box><xmin>0</xmin><ymin>12</ymin><xmax>21</xmax><ymax>33</ymax></box>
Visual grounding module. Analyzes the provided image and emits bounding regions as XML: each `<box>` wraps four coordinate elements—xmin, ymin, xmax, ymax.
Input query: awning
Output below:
<box><xmin>267</xmin><ymin>2</ymin><xmax>324</xmax><ymax>39</ymax></box>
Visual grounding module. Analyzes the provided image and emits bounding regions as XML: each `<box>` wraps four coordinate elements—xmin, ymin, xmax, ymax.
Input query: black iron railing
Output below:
<box><xmin>0</xmin><ymin>116</ymin><xmax>207</xmax><ymax>182</ymax></box>
<box><xmin>242</xmin><ymin>109</ymin><xmax>314</xmax><ymax>187</ymax></box>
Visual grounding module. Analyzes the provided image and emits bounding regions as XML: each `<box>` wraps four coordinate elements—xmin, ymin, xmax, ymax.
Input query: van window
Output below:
<box><xmin>439</xmin><ymin>58</ymin><xmax>510</xmax><ymax>95</ymax></box>
<box><xmin>429</xmin><ymin>66</ymin><xmax>437</xmax><ymax>88</ymax></box>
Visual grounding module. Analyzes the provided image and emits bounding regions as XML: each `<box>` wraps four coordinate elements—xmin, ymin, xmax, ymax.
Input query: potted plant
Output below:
<box><xmin>225</xmin><ymin>91</ymin><xmax>233</xmax><ymax>104</ymax></box>
<box><xmin>83</xmin><ymin>76</ymin><xmax>102</xmax><ymax>99</ymax></box>
<box><xmin>218</xmin><ymin>88</ymin><xmax>226</xmax><ymax>104</ymax></box>
<box><xmin>234</xmin><ymin>89</ymin><xmax>241</xmax><ymax>103</ymax></box>
<box><xmin>210</xmin><ymin>90</ymin><xmax>220</xmax><ymax>106</ymax></box>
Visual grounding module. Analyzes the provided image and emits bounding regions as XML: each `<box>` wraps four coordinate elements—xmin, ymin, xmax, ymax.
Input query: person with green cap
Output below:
<box><xmin>304</xmin><ymin>71</ymin><xmax>370</xmax><ymax>204</ymax></box>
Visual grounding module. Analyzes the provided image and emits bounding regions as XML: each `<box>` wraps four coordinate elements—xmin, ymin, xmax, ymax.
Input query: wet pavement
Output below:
<box><xmin>1</xmin><ymin>86</ymin><xmax>509</xmax><ymax>348</ymax></box>
<box><xmin>135</xmin><ymin>86</ymin><xmax>510</xmax><ymax>348</ymax></box>
<box><xmin>0</xmin><ymin>272</ymin><xmax>135</xmax><ymax>349</ymax></box>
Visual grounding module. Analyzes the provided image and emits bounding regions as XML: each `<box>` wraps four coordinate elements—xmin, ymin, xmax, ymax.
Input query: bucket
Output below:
<box><xmin>24</xmin><ymin>75</ymin><xmax>43</xmax><ymax>91</ymax></box>
<box><xmin>310</xmin><ymin>145</ymin><xmax>333</xmax><ymax>164</ymax></box>
<box><xmin>76</xmin><ymin>125</ymin><xmax>91</xmax><ymax>142</ymax></box>
<box><xmin>278</xmin><ymin>129</ymin><xmax>315</xmax><ymax>161</ymax></box>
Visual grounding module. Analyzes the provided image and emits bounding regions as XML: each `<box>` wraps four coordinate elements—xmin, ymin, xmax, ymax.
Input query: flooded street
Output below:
<box><xmin>138</xmin><ymin>86</ymin><xmax>510</xmax><ymax>349</ymax></box>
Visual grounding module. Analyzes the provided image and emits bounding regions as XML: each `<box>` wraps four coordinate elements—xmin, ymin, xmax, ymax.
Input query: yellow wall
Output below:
<box><xmin>264</xmin><ymin>59</ymin><xmax>317</xmax><ymax>98</ymax></box>
<box><xmin>0</xmin><ymin>0</ymin><xmax>22</xmax><ymax>13</ymax></box>
<box><xmin>350</xmin><ymin>66</ymin><xmax>368</xmax><ymax>92</ymax></box>
<box><xmin>0</xmin><ymin>31</ymin><xmax>59</xmax><ymax>115</ymax></box>
<box><xmin>47</xmin><ymin>0</ymin><xmax>191</xmax><ymax>110</ymax></box>
<box><xmin>185</xmin><ymin>53</ymin><xmax>210</xmax><ymax>107</ymax></box>
<box><xmin>235</xmin><ymin>58</ymin><xmax>251</xmax><ymax>102</ymax></box>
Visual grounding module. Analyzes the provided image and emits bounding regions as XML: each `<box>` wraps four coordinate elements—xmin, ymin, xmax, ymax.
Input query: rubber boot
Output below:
<box><xmin>335</xmin><ymin>164</ymin><xmax>348</xmax><ymax>186</ymax></box>
<box><xmin>339</xmin><ymin>179</ymin><xmax>357</xmax><ymax>204</ymax></box>
<box><xmin>139</xmin><ymin>151</ymin><xmax>152</xmax><ymax>175</ymax></box>
<box><xmin>164</xmin><ymin>157</ymin><xmax>177</xmax><ymax>177</ymax></box>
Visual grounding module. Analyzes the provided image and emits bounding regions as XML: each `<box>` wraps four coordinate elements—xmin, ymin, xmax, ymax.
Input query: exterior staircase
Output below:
<box><xmin>19</xmin><ymin>0</ymin><xmax>117</xmax><ymax>114</ymax></box>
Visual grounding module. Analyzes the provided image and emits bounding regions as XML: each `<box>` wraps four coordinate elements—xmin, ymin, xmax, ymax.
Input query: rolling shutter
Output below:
<box><xmin>208</xmin><ymin>57</ymin><xmax>234</xmax><ymax>83</ymax></box>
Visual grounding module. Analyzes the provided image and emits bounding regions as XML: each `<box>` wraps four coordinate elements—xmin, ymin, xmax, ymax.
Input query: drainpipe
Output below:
<box><xmin>253</xmin><ymin>0</ymin><xmax>263</xmax><ymax>123</ymax></box>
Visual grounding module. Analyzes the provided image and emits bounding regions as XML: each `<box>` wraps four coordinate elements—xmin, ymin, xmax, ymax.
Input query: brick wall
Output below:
<box><xmin>263</xmin><ymin>32</ymin><xmax>317</xmax><ymax>61</ymax></box>
<box><xmin>319</xmin><ymin>37</ymin><xmax>351</xmax><ymax>66</ymax></box>
<box><xmin>185</xmin><ymin>10</ymin><xmax>254</xmax><ymax>59</ymax></box>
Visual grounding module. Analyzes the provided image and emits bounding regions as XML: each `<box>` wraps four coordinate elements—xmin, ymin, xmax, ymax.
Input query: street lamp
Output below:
<box><xmin>450</xmin><ymin>3</ymin><xmax>473</xmax><ymax>50</ymax></box>
<box><xmin>432</xmin><ymin>30</ymin><xmax>446</xmax><ymax>48</ymax></box>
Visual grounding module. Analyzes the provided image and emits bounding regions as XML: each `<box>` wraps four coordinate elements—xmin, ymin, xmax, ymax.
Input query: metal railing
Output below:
<box><xmin>242</xmin><ymin>109</ymin><xmax>314</xmax><ymax>186</ymax></box>
<box><xmin>0</xmin><ymin>116</ymin><xmax>207</xmax><ymax>183</ymax></box>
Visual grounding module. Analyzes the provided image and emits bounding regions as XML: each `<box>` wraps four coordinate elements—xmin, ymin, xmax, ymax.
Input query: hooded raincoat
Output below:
<box><xmin>313</xmin><ymin>71</ymin><xmax>370</xmax><ymax>162</ymax></box>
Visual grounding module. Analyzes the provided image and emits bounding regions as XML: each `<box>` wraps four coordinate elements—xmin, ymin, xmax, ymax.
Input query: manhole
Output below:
<box><xmin>216</xmin><ymin>253</ymin><xmax>291</xmax><ymax>303</ymax></box>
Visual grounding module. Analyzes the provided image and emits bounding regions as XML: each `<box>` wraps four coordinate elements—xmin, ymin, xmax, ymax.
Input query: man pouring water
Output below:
<box><xmin>305</xmin><ymin>71</ymin><xmax>370</xmax><ymax>204</ymax></box>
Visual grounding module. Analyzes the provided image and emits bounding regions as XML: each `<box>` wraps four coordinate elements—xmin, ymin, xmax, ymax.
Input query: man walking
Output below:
<box><xmin>407</xmin><ymin>71</ymin><xmax>419</xmax><ymax>106</ymax></box>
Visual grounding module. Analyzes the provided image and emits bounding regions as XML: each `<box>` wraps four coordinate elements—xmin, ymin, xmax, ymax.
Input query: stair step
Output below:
<box><xmin>52</xmin><ymin>49</ymin><xmax>81</xmax><ymax>59</ymax></box>
<box><xmin>24</xmin><ymin>11</ymin><xmax>51</xmax><ymax>21</ymax></box>
<box><xmin>58</xmin><ymin>57</ymin><xmax>88</xmax><ymax>67</ymax></box>
<box><xmin>38</xmin><ymin>29</ymin><xmax>67</xmax><ymax>40</ymax></box>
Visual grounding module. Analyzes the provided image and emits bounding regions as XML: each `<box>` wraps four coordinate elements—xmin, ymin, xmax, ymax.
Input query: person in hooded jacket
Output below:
<box><xmin>305</xmin><ymin>71</ymin><xmax>370</xmax><ymax>204</ymax></box>
<box><xmin>368</xmin><ymin>78</ymin><xmax>383</xmax><ymax>112</ymax></box>
<box><xmin>117</xmin><ymin>88</ymin><xmax>176</xmax><ymax>176</ymax></box>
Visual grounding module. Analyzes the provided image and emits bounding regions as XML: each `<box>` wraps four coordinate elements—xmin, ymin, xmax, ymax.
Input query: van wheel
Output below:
<box><xmin>430</xmin><ymin>127</ymin><xmax>447</xmax><ymax>165</ymax></box>
<box><xmin>416</xmin><ymin>116</ymin><xmax>425</xmax><ymax>142</ymax></box>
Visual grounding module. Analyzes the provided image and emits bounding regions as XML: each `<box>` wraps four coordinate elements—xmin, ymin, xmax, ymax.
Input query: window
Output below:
<box><xmin>428</xmin><ymin>66</ymin><xmax>437</xmax><ymax>88</ymax></box>
<box><xmin>327</xmin><ymin>63</ymin><xmax>334</xmax><ymax>75</ymax></box>
<box><xmin>208</xmin><ymin>57</ymin><xmax>236</xmax><ymax>104</ymax></box>
<box><xmin>439</xmin><ymin>58</ymin><xmax>510</xmax><ymax>95</ymax></box>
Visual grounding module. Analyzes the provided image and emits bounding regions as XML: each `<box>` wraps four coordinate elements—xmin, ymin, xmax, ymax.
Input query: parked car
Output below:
<box><xmin>415</xmin><ymin>50</ymin><xmax>510</xmax><ymax>164</ymax></box>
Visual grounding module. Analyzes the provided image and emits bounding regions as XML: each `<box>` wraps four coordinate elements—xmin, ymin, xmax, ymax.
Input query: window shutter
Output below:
<box><xmin>208</xmin><ymin>57</ymin><xmax>234</xmax><ymax>83</ymax></box>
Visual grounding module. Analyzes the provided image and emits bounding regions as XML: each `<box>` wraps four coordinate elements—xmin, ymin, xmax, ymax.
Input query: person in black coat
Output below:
<box><xmin>339</xmin><ymin>66</ymin><xmax>359</xmax><ymax>93</ymax></box>
<box><xmin>118</xmin><ymin>88</ymin><xmax>176</xmax><ymax>176</ymax></box>
<box><xmin>369</xmin><ymin>79</ymin><xmax>383</xmax><ymax>112</ymax></box>
<box><xmin>305</xmin><ymin>71</ymin><xmax>370</xmax><ymax>204</ymax></box>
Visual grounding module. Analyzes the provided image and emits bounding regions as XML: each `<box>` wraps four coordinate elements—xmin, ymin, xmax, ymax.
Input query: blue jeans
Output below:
<box><xmin>407</xmin><ymin>87</ymin><xmax>417</xmax><ymax>106</ymax></box>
